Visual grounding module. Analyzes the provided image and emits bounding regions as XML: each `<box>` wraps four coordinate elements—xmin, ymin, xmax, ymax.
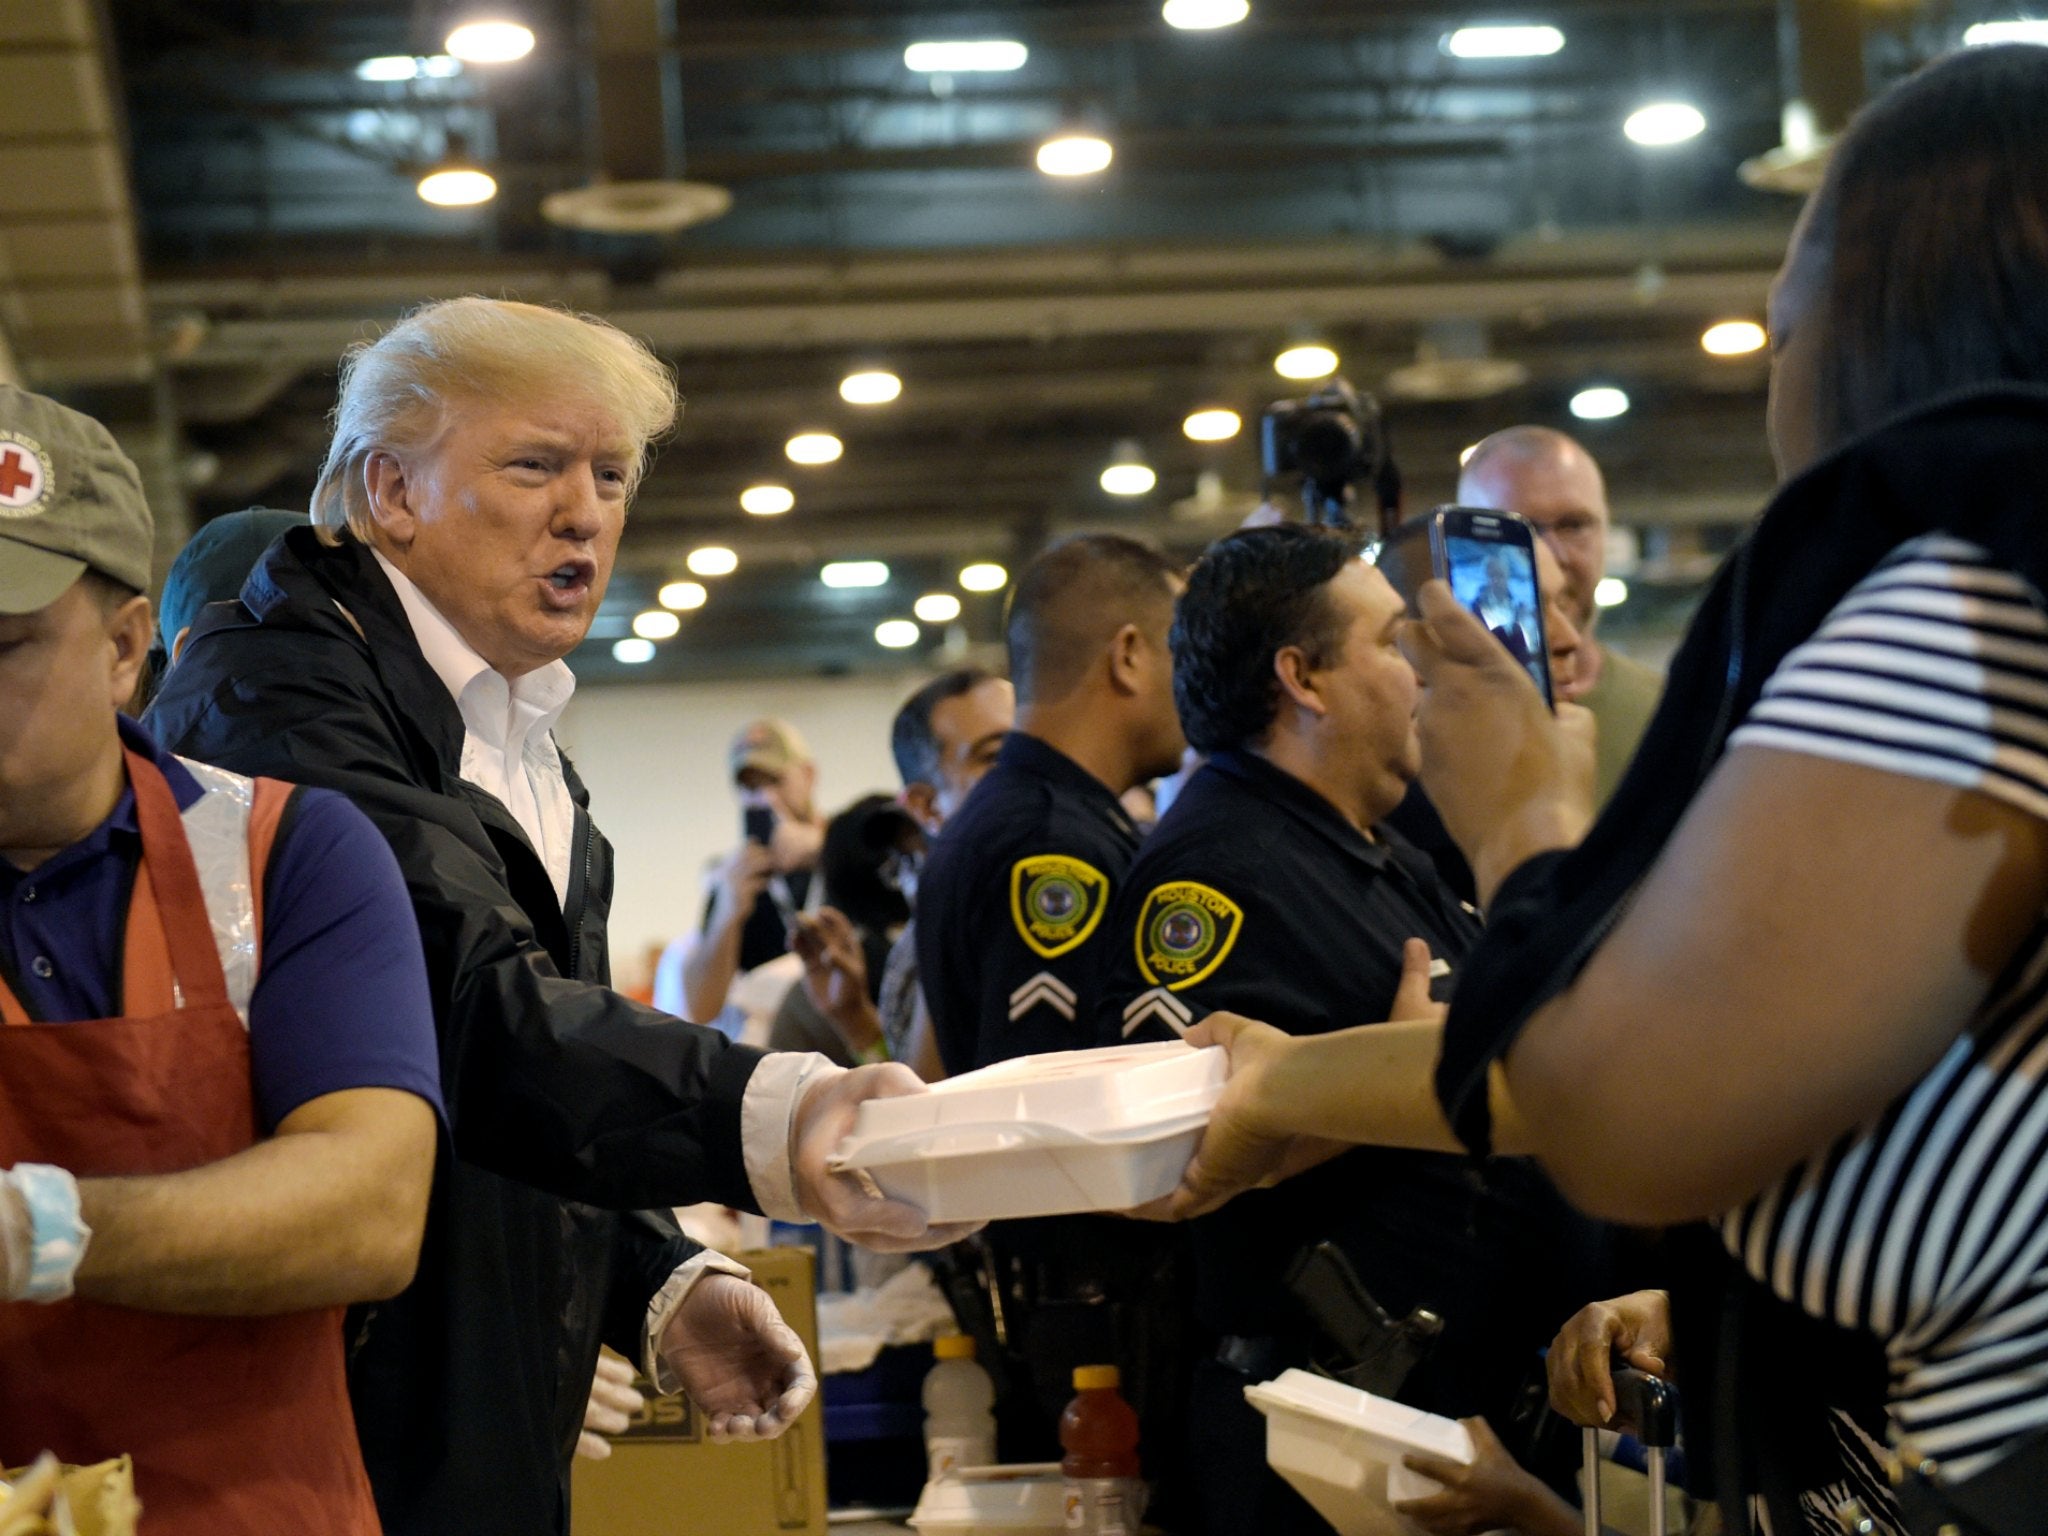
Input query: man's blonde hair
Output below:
<box><xmin>309</xmin><ymin>296</ymin><xmax>680</xmax><ymax>542</ymax></box>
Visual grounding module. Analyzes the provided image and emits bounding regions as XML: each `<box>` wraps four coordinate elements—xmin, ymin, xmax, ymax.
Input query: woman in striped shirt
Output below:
<box><xmin>1404</xmin><ymin>42</ymin><xmax>2048</xmax><ymax>1536</ymax></box>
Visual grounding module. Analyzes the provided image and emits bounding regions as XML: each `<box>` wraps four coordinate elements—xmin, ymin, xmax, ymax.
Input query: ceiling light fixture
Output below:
<box><xmin>1444</xmin><ymin>24</ymin><xmax>1565</xmax><ymax>58</ymax></box>
<box><xmin>1274</xmin><ymin>342</ymin><xmax>1339</xmax><ymax>380</ymax></box>
<box><xmin>839</xmin><ymin>369</ymin><xmax>902</xmax><ymax>406</ymax></box>
<box><xmin>658</xmin><ymin>581</ymin><xmax>707</xmax><ymax>611</ymax></box>
<box><xmin>959</xmin><ymin>562</ymin><xmax>1008</xmax><ymax>593</ymax></box>
<box><xmin>1701</xmin><ymin>319</ymin><xmax>1767</xmax><ymax>357</ymax></box>
<box><xmin>1569</xmin><ymin>386</ymin><xmax>1631</xmax><ymax>420</ymax></box>
<box><xmin>1100</xmin><ymin>441</ymin><xmax>1157</xmax><ymax>497</ymax></box>
<box><xmin>786</xmin><ymin>432</ymin><xmax>843</xmax><ymax>465</ymax></box>
<box><xmin>1624</xmin><ymin>101</ymin><xmax>1707</xmax><ymax>147</ymax></box>
<box><xmin>875</xmin><ymin>619</ymin><xmax>922</xmax><ymax>649</ymax></box>
<box><xmin>417</xmin><ymin>164</ymin><xmax>497</xmax><ymax>207</ymax></box>
<box><xmin>1182</xmin><ymin>407</ymin><xmax>1242</xmax><ymax>442</ymax></box>
<box><xmin>1162</xmin><ymin>0</ymin><xmax>1251</xmax><ymax>30</ymax></box>
<box><xmin>612</xmin><ymin>637</ymin><xmax>655</xmax><ymax>665</ymax></box>
<box><xmin>904</xmin><ymin>40</ymin><xmax>1029</xmax><ymax>72</ymax></box>
<box><xmin>1036</xmin><ymin>134</ymin><xmax>1114</xmax><ymax>176</ymax></box>
<box><xmin>914</xmin><ymin>592</ymin><xmax>963</xmax><ymax>624</ymax></box>
<box><xmin>1965</xmin><ymin>19</ymin><xmax>2048</xmax><ymax>45</ymax></box>
<box><xmin>632</xmin><ymin>609</ymin><xmax>681</xmax><ymax>640</ymax></box>
<box><xmin>739</xmin><ymin>484</ymin><xmax>794</xmax><ymax>516</ymax></box>
<box><xmin>1595</xmin><ymin>577</ymin><xmax>1630</xmax><ymax>608</ymax></box>
<box><xmin>686</xmin><ymin>546</ymin><xmax>738</xmax><ymax>577</ymax></box>
<box><xmin>822</xmin><ymin>560</ymin><xmax>890</xmax><ymax>589</ymax></box>
<box><xmin>444</xmin><ymin>19</ymin><xmax>535</xmax><ymax>64</ymax></box>
<box><xmin>358</xmin><ymin>55</ymin><xmax>463</xmax><ymax>81</ymax></box>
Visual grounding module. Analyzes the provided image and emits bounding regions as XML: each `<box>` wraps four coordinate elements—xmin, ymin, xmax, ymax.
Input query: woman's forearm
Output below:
<box><xmin>1255</xmin><ymin>1020</ymin><xmax>1533</xmax><ymax>1156</ymax></box>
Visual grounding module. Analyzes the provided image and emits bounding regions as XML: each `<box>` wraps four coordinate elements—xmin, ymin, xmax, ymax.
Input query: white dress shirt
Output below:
<box><xmin>373</xmin><ymin>552</ymin><xmax>834</xmax><ymax>1370</ymax></box>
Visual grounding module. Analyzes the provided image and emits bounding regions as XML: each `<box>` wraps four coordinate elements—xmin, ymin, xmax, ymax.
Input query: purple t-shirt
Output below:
<box><xmin>0</xmin><ymin>716</ymin><xmax>444</xmax><ymax>1133</ymax></box>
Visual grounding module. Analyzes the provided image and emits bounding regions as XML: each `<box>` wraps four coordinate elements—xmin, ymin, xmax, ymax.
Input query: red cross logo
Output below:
<box><xmin>0</xmin><ymin>441</ymin><xmax>43</xmax><ymax>509</ymax></box>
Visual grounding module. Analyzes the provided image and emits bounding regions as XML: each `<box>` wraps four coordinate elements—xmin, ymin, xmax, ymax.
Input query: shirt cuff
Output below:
<box><xmin>740</xmin><ymin>1050</ymin><xmax>842</xmax><ymax>1224</ymax></box>
<box><xmin>641</xmin><ymin>1249</ymin><xmax>755</xmax><ymax>1395</ymax></box>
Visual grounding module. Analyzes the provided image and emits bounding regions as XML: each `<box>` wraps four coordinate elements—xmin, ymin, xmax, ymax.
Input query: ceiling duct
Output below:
<box><xmin>542</xmin><ymin>0</ymin><xmax>731</xmax><ymax>236</ymax></box>
<box><xmin>1382</xmin><ymin>319</ymin><xmax>1528</xmax><ymax>402</ymax></box>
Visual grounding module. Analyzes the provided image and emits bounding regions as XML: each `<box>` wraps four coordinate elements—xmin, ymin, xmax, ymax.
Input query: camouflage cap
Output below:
<box><xmin>0</xmin><ymin>384</ymin><xmax>151</xmax><ymax>615</ymax></box>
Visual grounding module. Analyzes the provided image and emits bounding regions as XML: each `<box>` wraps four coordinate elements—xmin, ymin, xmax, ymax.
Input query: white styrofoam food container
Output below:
<box><xmin>1243</xmin><ymin>1370</ymin><xmax>1474</xmax><ymax>1536</ymax></box>
<box><xmin>908</xmin><ymin>1464</ymin><xmax>1065</xmax><ymax>1536</ymax></box>
<box><xmin>829</xmin><ymin>1042</ymin><xmax>1226</xmax><ymax>1222</ymax></box>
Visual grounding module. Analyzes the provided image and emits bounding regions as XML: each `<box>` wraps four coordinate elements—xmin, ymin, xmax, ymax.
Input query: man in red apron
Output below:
<box><xmin>0</xmin><ymin>385</ymin><xmax>445</xmax><ymax>1534</ymax></box>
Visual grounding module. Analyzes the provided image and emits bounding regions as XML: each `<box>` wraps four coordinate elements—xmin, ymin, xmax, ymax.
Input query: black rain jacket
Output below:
<box><xmin>146</xmin><ymin>527</ymin><xmax>768</xmax><ymax>1535</ymax></box>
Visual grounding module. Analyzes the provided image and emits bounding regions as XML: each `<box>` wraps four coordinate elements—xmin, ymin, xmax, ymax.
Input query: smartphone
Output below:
<box><xmin>1377</xmin><ymin>505</ymin><xmax>1554</xmax><ymax>707</ymax></box>
<box><xmin>742</xmin><ymin>804</ymin><xmax>776</xmax><ymax>846</ymax></box>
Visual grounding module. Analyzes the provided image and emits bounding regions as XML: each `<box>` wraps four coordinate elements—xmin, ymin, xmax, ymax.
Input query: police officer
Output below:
<box><xmin>1097</xmin><ymin>525</ymin><xmax>1587</xmax><ymax>1536</ymax></box>
<box><xmin>914</xmin><ymin>532</ymin><xmax>1189</xmax><ymax>1468</ymax></box>
<box><xmin>916</xmin><ymin>533</ymin><xmax>1185</xmax><ymax>1074</ymax></box>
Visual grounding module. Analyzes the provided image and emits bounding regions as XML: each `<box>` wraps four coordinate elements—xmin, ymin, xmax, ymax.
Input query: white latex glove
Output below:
<box><xmin>793</xmin><ymin>1063</ymin><xmax>986</xmax><ymax>1252</ymax></box>
<box><xmin>657</xmin><ymin>1273</ymin><xmax>818</xmax><ymax>1443</ymax></box>
<box><xmin>576</xmin><ymin>1350</ymin><xmax>646</xmax><ymax>1461</ymax></box>
<box><xmin>0</xmin><ymin>1177</ymin><xmax>28</xmax><ymax>1299</ymax></box>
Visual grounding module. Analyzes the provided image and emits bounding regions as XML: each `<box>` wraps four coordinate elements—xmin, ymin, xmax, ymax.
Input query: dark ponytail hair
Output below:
<box><xmin>1806</xmin><ymin>43</ymin><xmax>2048</xmax><ymax>447</ymax></box>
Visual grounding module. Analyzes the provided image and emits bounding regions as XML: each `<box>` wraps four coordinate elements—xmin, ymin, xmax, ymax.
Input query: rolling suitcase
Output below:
<box><xmin>1581</xmin><ymin>1366</ymin><xmax>1679</xmax><ymax>1536</ymax></box>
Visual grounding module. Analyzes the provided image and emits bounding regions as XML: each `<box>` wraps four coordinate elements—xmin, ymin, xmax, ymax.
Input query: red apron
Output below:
<box><xmin>0</xmin><ymin>747</ymin><xmax>381</xmax><ymax>1536</ymax></box>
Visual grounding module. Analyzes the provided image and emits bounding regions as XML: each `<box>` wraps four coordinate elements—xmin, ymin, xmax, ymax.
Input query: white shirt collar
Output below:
<box><xmin>372</xmin><ymin>548</ymin><xmax>576</xmax><ymax>749</ymax></box>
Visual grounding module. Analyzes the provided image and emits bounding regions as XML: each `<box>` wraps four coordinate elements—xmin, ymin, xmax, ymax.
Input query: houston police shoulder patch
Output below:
<box><xmin>1009</xmin><ymin>854</ymin><xmax>1110</xmax><ymax>959</ymax></box>
<box><xmin>1135</xmin><ymin>880</ymin><xmax>1243</xmax><ymax>991</ymax></box>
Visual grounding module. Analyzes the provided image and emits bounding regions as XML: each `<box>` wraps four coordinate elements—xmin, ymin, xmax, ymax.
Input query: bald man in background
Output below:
<box><xmin>1458</xmin><ymin>427</ymin><xmax>1663</xmax><ymax>806</ymax></box>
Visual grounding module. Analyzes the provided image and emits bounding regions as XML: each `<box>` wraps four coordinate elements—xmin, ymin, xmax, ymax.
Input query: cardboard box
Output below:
<box><xmin>571</xmin><ymin>1246</ymin><xmax>827</xmax><ymax>1536</ymax></box>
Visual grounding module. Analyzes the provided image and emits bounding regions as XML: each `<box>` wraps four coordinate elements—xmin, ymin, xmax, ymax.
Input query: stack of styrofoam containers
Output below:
<box><xmin>830</xmin><ymin>1042</ymin><xmax>1226</xmax><ymax>1222</ymax></box>
<box><xmin>908</xmin><ymin>1464</ymin><xmax>1066</xmax><ymax>1536</ymax></box>
<box><xmin>1243</xmin><ymin>1370</ymin><xmax>1475</xmax><ymax>1536</ymax></box>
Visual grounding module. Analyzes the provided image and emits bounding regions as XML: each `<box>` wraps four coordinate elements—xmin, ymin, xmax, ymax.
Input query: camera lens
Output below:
<box><xmin>1294</xmin><ymin>412</ymin><xmax>1365</xmax><ymax>480</ymax></box>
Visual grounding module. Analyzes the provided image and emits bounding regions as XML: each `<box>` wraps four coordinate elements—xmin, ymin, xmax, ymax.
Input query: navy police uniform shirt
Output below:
<box><xmin>916</xmin><ymin>732</ymin><xmax>1140</xmax><ymax>1076</ymax></box>
<box><xmin>1093</xmin><ymin>749</ymin><xmax>1531</xmax><ymax>1411</ymax></box>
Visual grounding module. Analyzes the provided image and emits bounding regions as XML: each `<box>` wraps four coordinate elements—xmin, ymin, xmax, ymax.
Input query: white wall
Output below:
<box><xmin>555</xmin><ymin>671</ymin><xmax>930</xmax><ymax>989</ymax></box>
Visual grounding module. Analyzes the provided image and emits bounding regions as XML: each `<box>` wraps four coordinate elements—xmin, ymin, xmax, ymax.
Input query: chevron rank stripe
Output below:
<box><xmin>1121</xmin><ymin>986</ymin><xmax>1193</xmax><ymax>1038</ymax></box>
<box><xmin>1009</xmin><ymin>970</ymin><xmax>1078</xmax><ymax>1021</ymax></box>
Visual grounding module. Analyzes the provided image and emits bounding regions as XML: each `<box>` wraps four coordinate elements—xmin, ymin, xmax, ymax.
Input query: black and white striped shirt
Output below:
<box><xmin>1723</xmin><ymin>532</ymin><xmax>2048</xmax><ymax>1491</ymax></box>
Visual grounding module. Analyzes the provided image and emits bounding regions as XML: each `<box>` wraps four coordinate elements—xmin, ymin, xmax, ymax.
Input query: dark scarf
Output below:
<box><xmin>1434</xmin><ymin>386</ymin><xmax>2048</xmax><ymax>1532</ymax></box>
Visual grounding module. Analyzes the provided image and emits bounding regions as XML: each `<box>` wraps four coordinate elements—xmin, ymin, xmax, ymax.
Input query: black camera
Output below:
<box><xmin>1259</xmin><ymin>377</ymin><xmax>1399</xmax><ymax>532</ymax></box>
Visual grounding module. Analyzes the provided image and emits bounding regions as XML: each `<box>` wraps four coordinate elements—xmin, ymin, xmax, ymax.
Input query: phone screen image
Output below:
<box><xmin>1443</xmin><ymin>535</ymin><xmax>1550</xmax><ymax>702</ymax></box>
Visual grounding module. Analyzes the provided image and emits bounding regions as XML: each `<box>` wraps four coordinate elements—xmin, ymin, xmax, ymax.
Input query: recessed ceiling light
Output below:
<box><xmin>1965</xmin><ymin>19</ymin><xmax>2048</xmax><ymax>45</ymax></box>
<box><xmin>786</xmin><ymin>432</ymin><xmax>843</xmax><ymax>465</ymax></box>
<box><xmin>358</xmin><ymin>56</ymin><xmax>421</xmax><ymax>81</ymax></box>
<box><xmin>686</xmin><ymin>545</ymin><xmax>738</xmax><ymax>577</ymax></box>
<box><xmin>658</xmin><ymin>581</ymin><xmax>707</xmax><ymax>611</ymax></box>
<box><xmin>1570</xmin><ymin>386</ymin><xmax>1630</xmax><ymax>420</ymax></box>
<box><xmin>1162</xmin><ymin>0</ymin><xmax>1250</xmax><ymax>30</ymax></box>
<box><xmin>904</xmin><ymin>40</ymin><xmax>1028</xmax><ymax>72</ymax></box>
<box><xmin>875</xmin><ymin>619</ymin><xmax>922</xmax><ymax>649</ymax></box>
<box><xmin>416</xmin><ymin>167</ymin><xmax>497</xmax><ymax>207</ymax></box>
<box><xmin>1101</xmin><ymin>464</ymin><xmax>1157</xmax><ymax>497</ymax></box>
<box><xmin>1595</xmin><ymin>577</ymin><xmax>1630</xmax><ymax>608</ymax></box>
<box><xmin>1443</xmin><ymin>24</ymin><xmax>1565</xmax><ymax>58</ymax></box>
<box><xmin>1701</xmin><ymin>319</ymin><xmax>1767</xmax><ymax>356</ymax></box>
<box><xmin>633</xmin><ymin>609</ymin><xmax>681</xmax><ymax>640</ymax></box>
<box><xmin>1036</xmin><ymin>135</ymin><xmax>1114</xmax><ymax>176</ymax></box>
<box><xmin>839</xmin><ymin>370</ymin><xmax>902</xmax><ymax>406</ymax></box>
<box><xmin>914</xmin><ymin>592</ymin><xmax>963</xmax><ymax>623</ymax></box>
<box><xmin>1624</xmin><ymin>101</ymin><xmax>1707</xmax><ymax>147</ymax></box>
<box><xmin>1182</xmin><ymin>408</ymin><xmax>1242</xmax><ymax>442</ymax></box>
<box><xmin>740</xmin><ymin>484</ymin><xmax>794</xmax><ymax>516</ymax></box>
<box><xmin>959</xmin><ymin>562</ymin><xmax>1008</xmax><ymax>592</ymax></box>
<box><xmin>612</xmin><ymin>637</ymin><xmax>655</xmax><ymax>664</ymax></box>
<box><xmin>1274</xmin><ymin>343</ymin><xmax>1339</xmax><ymax>380</ymax></box>
<box><xmin>445</xmin><ymin>20</ymin><xmax>535</xmax><ymax>63</ymax></box>
<box><xmin>822</xmin><ymin>560</ymin><xmax>890</xmax><ymax>589</ymax></box>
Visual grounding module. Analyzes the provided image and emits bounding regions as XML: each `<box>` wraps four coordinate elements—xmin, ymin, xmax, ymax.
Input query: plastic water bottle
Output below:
<box><xmin>1059</xmin><ymin>1364</ymin><xmax>1142</xmax><ymax>1535</ymax></box>
<box><xmin>922</xmin><ymin>1334</ymin><xmax>997</xmax><ymax>1481</ymax></box>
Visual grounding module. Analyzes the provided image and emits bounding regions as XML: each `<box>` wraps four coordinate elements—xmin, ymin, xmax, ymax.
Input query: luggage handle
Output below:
<box><xmin>1581</xmin><ymin>1366</ymin><xmax>1676</xmax><ymax>1536</ymax></box>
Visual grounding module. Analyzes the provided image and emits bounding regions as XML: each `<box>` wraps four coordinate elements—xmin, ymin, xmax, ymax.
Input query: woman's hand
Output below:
<box><xmin>1399</xmin><ymin>580</ymin><xmax>1595</xmax><ymax>906</ymax></box>
<box><xmin>1545</xmin><ymin>1289</ymin><xmax>1672</xmax><ymax>1429</ymax></box>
